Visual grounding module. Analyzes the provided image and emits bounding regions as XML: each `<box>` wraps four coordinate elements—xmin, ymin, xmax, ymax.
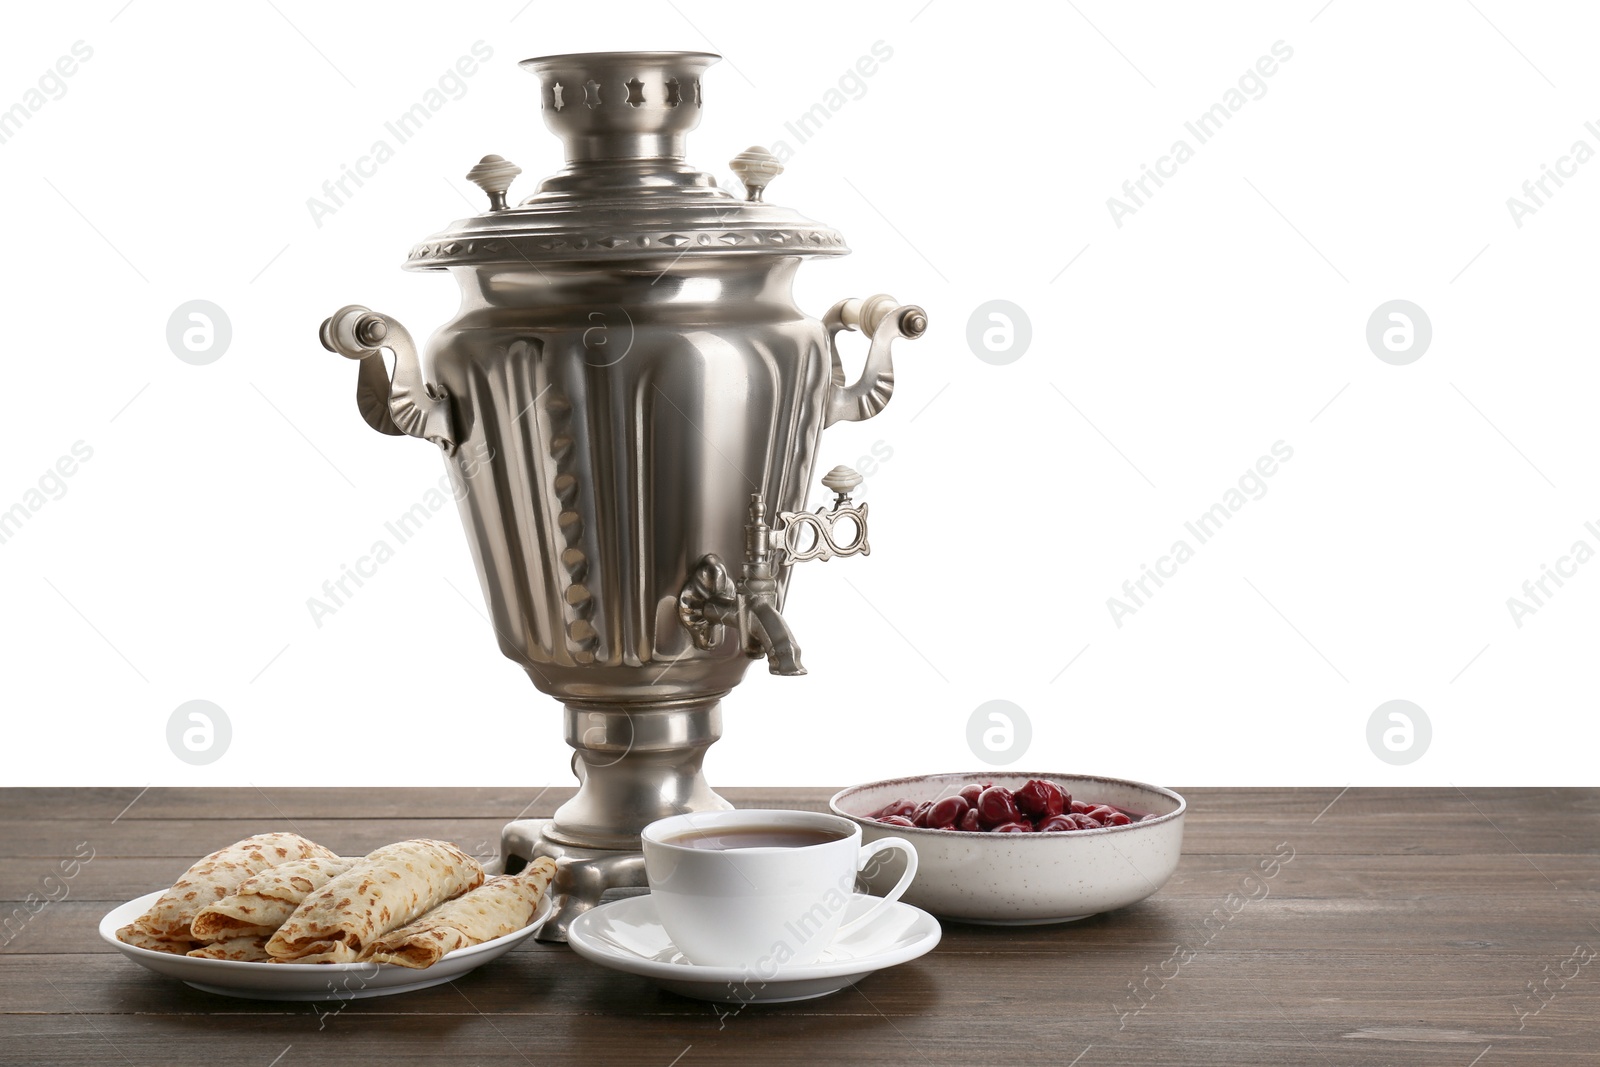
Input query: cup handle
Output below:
<box><xmin>835</xmin><ymin>836</ymin><xmax>918</xmax><ymax>940</ymax></box>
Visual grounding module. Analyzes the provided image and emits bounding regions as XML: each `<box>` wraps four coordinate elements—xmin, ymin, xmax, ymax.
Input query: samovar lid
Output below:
<box><xmin>403</xmin><ymin>51</ymin><xmax>849</xmax><ymax>271</ymax></box>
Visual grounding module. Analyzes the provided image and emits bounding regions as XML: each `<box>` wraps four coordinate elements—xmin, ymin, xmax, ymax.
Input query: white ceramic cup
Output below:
<box><xmin>641</xmin><ymin>809</ymin><xmax>918</xmax><ymax>968</ymax></box>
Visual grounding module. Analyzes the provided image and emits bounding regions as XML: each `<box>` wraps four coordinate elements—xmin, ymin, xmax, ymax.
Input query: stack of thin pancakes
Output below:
<box><xmin>116</xmin><ymin>832</ymin><xmax>557</xmax><ymax>969</ymax></box>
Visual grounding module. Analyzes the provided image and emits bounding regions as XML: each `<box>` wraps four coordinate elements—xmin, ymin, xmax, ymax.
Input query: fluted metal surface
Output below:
<box><xmin>433</xmin><ymin>258</ymin><xmax>829</xmax><ymax>703</ymax></box>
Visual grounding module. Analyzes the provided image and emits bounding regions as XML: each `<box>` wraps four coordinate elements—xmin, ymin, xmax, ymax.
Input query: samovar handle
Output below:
<box><xmin>319</xmin><ymin>305</ymin><xmax>456</xmax><ymax>453</ymax></box>
<box><xmin>822</xmin><ymin>294</ymin><xmax>928</xmax><ymax>427</ymax></box>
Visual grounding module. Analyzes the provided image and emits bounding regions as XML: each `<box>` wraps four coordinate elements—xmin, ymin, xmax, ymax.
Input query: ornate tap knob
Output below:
<box><xmin>466</xmin><ymin>154</ymin><xmax>522</xmax><ymax>211</ymax></box>
<box><xmin>820</xmin><ymin>464</ymin><xmax>863</xmax><ymax>504</ymax></box>
<box><xmin>729</xmin><ymin>146</ymin><xmax>783</xmax><ymax>201</ymax></box>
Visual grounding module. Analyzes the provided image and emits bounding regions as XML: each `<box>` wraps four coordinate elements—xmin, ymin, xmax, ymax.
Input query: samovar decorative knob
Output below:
<box><xmin>729</xmin><ymin>146</ymin><xmax>783</xmax><ymax>201</ymax></box>
<box><xmin>466</xmin><ymin>154</ymin><xmax>522</xmax><ymax>211</ymax></box>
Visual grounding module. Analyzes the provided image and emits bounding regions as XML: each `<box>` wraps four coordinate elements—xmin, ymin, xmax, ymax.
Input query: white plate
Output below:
<box><xmin>99</xmin><ymin>889</ymin><xmax>552</xmax><ymax>1001</ymax></box>
<box><xmin>566</xmin><ymin>892</ymin><xmax>941</xmax><ymax>1004</ymax></box>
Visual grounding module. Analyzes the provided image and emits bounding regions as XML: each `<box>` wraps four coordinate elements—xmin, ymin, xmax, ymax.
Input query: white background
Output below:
<box><xmin>2</xmin><ymin>0</ymin><xmax>1595</xmax><ymax>788</ymax></box>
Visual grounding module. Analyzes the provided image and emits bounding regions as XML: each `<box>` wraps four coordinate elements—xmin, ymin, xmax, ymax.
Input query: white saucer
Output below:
<box><xmin>566</xmin><ymin>892</ymin><xmax>941</xmax><ymax>1004</ymax></box>
<box><xmin>100</xmin><ymin>889</ymin><xmax>552</xmax><ymax>1001</ymax></box>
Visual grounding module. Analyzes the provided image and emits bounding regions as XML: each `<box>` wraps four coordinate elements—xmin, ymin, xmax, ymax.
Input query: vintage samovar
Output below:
<box><xmin>320</xmin><ymin>51</ymin><xmax>925</xmax><ymax>940</ymax></box>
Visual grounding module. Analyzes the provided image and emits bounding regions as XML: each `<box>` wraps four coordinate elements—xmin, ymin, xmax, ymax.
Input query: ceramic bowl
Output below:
<box><xmin>830</xmin><ymin>772</ymin><xmax>1186</xmax><ymax>925</ymax></box>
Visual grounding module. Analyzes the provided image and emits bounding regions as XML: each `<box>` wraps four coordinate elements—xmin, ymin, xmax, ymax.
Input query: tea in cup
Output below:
<box><xmin>641</xmin><ymin>809</ymin><xmax>918</xmax><ymax>968</ymax></box>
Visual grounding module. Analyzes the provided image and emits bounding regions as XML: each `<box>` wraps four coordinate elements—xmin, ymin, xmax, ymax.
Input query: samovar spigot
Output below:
<box><xmin>737</xmin><ymin>493</ymin><xmax>804</xmax><ymax>675</ymax></box>
<box><xmin>678</xmin><ymin>465</ymin><xmax>876</xmax><ymax>677</ymax></box>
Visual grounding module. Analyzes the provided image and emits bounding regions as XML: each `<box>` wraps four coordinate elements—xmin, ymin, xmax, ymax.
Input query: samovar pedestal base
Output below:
<box><xmin>501</xmin><ymin>819</ymin><xmax>648</xmax><ymax>943</ymax></box>
<box><xmin>503</xmin><ymin>695</ymin><xmax>733</xmax><ymax>942</ymax></box>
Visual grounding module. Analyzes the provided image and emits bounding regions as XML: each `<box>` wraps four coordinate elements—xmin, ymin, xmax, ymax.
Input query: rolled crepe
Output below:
<box><xmin>116</xmin><ymin>832</ymin><xmax>337</xmax><ymax>951</ymax></box>
<box><xmin>265</xmin><ymin>839</ymin><xmax>483</xmax><ymax>962</ymax></box>
<box><xmin>115</xmin><ymin>923</ymin><xmax>196</xmax><ymax>956</ymax></box>
<box><xmin>191</xmin><ymin>856</ymin><xmax>358</xmax><ymax>941</ymax></box>
<box><xmin>361</xmin><ymin>857</ymin><xmax>558</xmax><ymax>969</ymax></box>
<box><xmin>187</xmin><ymin>935</ymin><xmax>272</xmax><ymax>962</ymax></box>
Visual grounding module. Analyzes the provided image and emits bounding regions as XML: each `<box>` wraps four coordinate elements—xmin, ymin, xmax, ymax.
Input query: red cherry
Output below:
<box><xmin>896</xmin><ymin>779</ymin><xmax>1150</xmax><ymax>834</ymax></box>
<box><xmin>977</xmin><ymin>787</ymin><xmax>1021</xmax><ymax>828</ymax></box>
<box><xmin>1015</xmin><ymin>780</ymin><xmax>1066</xmax><ymax>819</ymax></box>
<box><xmin>927</xmin><ymin>796</ymin><xmax>969</xmax><ymax>828</ymax></box>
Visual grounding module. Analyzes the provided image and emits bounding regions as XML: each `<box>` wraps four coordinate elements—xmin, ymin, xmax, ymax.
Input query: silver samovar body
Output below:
<box><xmin>320</xmin><ymin>52</ymin><xmax>924</xmax><ymax>939</ymax></box>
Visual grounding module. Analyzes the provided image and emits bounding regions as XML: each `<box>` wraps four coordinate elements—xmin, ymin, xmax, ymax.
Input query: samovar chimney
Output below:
<box><xmin>521</xmin><ymin>51</ymin><xmax>717</xmax><ymax>165</ymax></box>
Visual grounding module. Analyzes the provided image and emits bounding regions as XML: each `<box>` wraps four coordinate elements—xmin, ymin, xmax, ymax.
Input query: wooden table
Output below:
<box><xmin>2</xmin><ymin>787</ymin><xmax>1596</xmax><ymax>1065</ymax></box>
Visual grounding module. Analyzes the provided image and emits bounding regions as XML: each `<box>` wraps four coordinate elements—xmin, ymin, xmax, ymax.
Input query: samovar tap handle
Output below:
<box><xmin>822</xmin><ymin>295</ymin><xmax>928</xmax><ymax>427</ymax></box>
<box><xmin>320</xmin><ymin>305</ymin><xmax>456</xmax><ymax>453</ymax></box>
<box><xmin>775</xmin><ymin>466</ymin><xmax>870</xmax><ymax>564</ymax></box>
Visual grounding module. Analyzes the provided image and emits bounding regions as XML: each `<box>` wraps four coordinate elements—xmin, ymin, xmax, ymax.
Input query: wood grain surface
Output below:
<box><xmin>1</xmin><ymin>787</ymin><xmax>1595</xmax><ymax>1066</ymax></box>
